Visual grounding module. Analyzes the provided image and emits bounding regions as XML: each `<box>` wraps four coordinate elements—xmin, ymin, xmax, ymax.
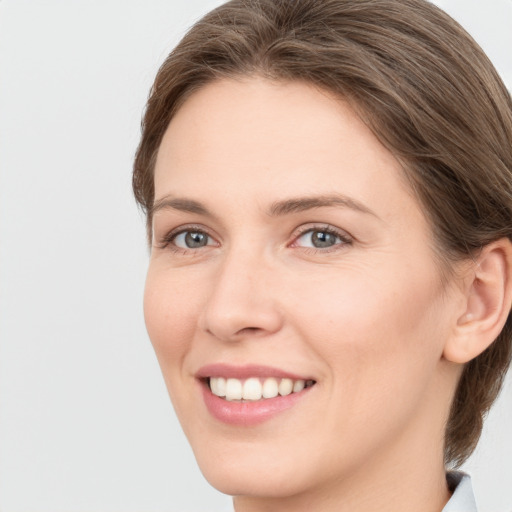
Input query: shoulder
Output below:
<box><xmin>442</xmin><ymin>471</ymin><xmax>478</xmax><ymax>512</ymax></box>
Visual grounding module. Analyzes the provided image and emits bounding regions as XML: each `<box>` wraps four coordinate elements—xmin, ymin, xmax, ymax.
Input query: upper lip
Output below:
<box><xmin>196</xmin><ymin>363</ymin><xmax>313</xmax><ymax>381</ymax></box>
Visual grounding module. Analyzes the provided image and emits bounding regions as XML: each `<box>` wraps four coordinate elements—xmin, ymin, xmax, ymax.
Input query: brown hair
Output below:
<box><xmin>133</xmin><ymin>0</ymin><xmax>512</xmax><ymax>467</ymax></box>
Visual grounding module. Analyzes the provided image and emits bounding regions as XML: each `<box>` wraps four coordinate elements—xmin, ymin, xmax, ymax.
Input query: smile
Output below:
<box><xmin>197</xmin><ymin>364</ymin><xmax>317</xmax><ymax>425</ymax></box>
<box><xmin>209</xmin><ymin>376</ymin><xmax>315</xmax><ymax>401</ymax></box>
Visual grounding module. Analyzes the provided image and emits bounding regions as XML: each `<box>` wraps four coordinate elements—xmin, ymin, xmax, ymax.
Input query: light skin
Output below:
<box><xmin>144</xmin><ymin>77</ymin><xmax>512</xmax><ymax>512</ymax></box>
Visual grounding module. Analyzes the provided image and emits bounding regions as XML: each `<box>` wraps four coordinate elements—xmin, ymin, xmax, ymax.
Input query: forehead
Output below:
<box><xmin>153</xmin><ymin>77</ymin><xmax>420</xmax><ymax>225</ymax></box>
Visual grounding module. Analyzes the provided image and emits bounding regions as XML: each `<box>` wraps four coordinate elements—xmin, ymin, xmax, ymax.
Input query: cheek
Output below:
<box><xmin>143</xmin><ymin>266</ymin><xmax>200</xmax><ymax>366</ymax></box>
<box><xmin>310</xmin><ymin>258</ymin><xmax>443</xmax><ymax>344</ymax></box>
<box><xmin>286</xmin><ymin>261</ymin><xmax>448</xmax><ymax>401</ymax></box>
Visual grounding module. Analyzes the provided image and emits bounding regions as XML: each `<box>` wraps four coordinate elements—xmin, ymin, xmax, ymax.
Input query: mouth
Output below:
<box><xmin>206</xmin><ymin>376</ymin><xmax>316</xmax><ymax>402</ymax></box>
<box><xmin>196</xmin><ymin>364</ymin><xmax>317</xmax><ymax>425</ymax></box>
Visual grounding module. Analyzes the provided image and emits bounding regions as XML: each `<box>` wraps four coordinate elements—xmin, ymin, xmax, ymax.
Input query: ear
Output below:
<box><xmin>443</xmin><ymin>238</ymin><xmax>512</xmax><ymax>364</ymax></box>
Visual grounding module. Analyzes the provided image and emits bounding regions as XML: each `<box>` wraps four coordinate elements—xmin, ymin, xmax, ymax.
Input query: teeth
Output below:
<box><xmin>293</xmin><ymin>379</ymin><xmax>305</xmax><ymax>393</ymax></box>
<box><xmin>243</xmin><ymin>378</ymin><xmax>262</xmax><ymax>400</ymax></box>
<box><xmin>278</xmin><ymin>378</ymin><xmax>293</xmax><ymax>396</ymax></box>
<box><xmin>210</xmin><ymin>376</ymin><xmax>226</xmax><ymax>397</ymax></box>
<box><xmin>262</xmin><ymin>377</ymin><xmax>278</xmax><ymax>398</ymax></box>
<box><xmin>209</xmin><ymin>376</ymin><xmax>311</xmax><ymax>401</ymax></box>
<box><xmin>225</xmin><ymin>378</ymin><xmax>243</xmax><ymax>401</ymax></box>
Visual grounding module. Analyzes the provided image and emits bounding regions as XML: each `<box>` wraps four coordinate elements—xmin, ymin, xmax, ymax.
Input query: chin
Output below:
<box><xmin>198</xmin><ymin>456</ymin><xmax>314</xmax><ymax>498</ymax></box>
<box><xmin>187</xmin><ymin>428</ymin><xmax>345</xmax><ymax>501</ymax></box>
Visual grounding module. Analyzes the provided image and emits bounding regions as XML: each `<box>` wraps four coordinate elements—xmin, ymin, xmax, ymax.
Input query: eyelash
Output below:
<box><xmin>291</xmin><ymin>225</ymin><xmax>353</xmax><ymax>253</ymax></box>
<box><xmin>156</xmin><ymin>224</ymin><xmax>214</xmax><ymax>254</ymax></box>
<box><xmin>156</xmin><ymin>224</ymin><xmax>353</xmax><ymax>255</ymax></box>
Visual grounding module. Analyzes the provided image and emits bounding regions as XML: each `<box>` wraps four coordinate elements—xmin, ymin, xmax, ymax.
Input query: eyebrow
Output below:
<box><xmin>151</xmin><ymin>196</ymin><xmax>213</xmax><ymax>217</ymax></box>
<box><xmin>268</xmin><ymin>194</ymin><xmax>379</xmax><ymax>218</ymax></box>
<box><xmin>151</xmin><ymin>193</ymin><xmax>379</xmax><ymax>219</ymax></box>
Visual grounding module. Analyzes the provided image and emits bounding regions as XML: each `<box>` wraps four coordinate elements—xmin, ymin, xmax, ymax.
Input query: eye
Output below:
<box><xmin>293</xmin><ymin>227</ymin><xmax>351</xmax><ymax>250</ymax></box>
<box><xmin>172</xmin><ymin>230</ymin><xmax>214</xmax><ymax>249</ymax></box>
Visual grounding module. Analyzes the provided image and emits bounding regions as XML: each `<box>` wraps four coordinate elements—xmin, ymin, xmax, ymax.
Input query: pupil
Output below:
<box><xmin>312</xmin><ymin>231</ymin><xmax>336</xmax><ymax>248</ymax></box>
<box><xmin>185</xmin><ymin>232</ymin><xmax>207</xmax><ymax>248</ymax></box>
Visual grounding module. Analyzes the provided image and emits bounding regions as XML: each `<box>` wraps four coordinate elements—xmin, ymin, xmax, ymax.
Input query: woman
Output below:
<box><xmin>133</xmin><ymin>0</ymin><xmax>512</xmax><ymax>510</ymax></box>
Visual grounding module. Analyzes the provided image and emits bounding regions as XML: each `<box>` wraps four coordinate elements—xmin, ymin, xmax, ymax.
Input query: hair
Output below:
<box><xmin>133</xmin><ymin>0</ymin><xmax>512</xmax><ymax>467</ymax></box>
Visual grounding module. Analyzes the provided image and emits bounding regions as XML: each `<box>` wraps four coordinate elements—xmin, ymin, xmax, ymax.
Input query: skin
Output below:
<box><xmin>144</xmin><ymin>77</ymin><xmax>469</xmax><ymax>511</ymax></box>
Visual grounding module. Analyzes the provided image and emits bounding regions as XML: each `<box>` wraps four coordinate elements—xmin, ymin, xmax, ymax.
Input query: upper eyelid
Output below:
<box><xmin>291</xmin><ymin>223</ymin><xmax>353</xmax><ymax>240</ymax></box>
<box><xmin>163</xmin><ymin>224</ymin><xmax>215</xmax><ymax>239</ymax></box>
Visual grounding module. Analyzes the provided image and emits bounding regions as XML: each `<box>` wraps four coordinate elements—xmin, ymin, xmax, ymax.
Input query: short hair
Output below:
<box><xmin>133</xmin><ymin>0</ymin><xmax>512</xmax><ymax>467</ymax></box>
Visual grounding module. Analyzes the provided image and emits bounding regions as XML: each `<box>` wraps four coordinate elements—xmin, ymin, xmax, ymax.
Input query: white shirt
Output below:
<box><xmin>442</xmin><ymin>472</ymin><xmax>477</xmax><ymax>512</ymax></box>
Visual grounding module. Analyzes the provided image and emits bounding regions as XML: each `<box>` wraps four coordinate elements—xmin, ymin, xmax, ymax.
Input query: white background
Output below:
<box><xmin>0</xmin><ymin>1</ymin><xmax>510</xmax><ymax>511</ymax></box>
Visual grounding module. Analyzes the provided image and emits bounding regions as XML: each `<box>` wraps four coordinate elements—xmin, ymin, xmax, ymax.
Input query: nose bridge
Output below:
<box><xmin>200</xmin><ymin>243</ymin><xmax>282</xmax><ymax>341</ymax></box>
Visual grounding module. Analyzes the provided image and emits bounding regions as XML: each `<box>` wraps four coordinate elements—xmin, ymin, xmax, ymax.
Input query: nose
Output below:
<box><xmin>199</xmin><ymin>249</ymin><xmax>284</xmax><ymax>342</ymax></box>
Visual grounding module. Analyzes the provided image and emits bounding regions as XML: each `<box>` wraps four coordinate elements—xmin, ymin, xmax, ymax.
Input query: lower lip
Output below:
<box><xmin>200</xmin><ymin>382</ymin><xmax>313</xmax><ymax>426</ymax></box>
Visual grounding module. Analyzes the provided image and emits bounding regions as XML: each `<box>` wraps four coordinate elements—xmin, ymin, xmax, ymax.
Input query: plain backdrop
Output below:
<box><xmin>0</xmin><ymin>1</ymin><xmax>511</xmax><ymax>511</ymax></box>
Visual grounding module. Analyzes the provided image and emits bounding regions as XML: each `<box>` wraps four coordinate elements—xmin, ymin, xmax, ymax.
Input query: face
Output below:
<box><xmin>145</xmin><ymin>77</ymin><xmax>460</xmax><ymax>502</ymax></box>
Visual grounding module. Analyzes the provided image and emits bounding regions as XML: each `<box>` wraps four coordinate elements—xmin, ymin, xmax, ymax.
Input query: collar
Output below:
<box><xmin>442</xmin><ymin>471</ymin><xmax>477</xmax><ymax>512</ymax></box>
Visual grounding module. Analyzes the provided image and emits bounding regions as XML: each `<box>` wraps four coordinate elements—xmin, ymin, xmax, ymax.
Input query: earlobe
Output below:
<box><xmin>443</xmin><ymin>238</ymin><xmax>512</xmax><ymax>364</ymax></box>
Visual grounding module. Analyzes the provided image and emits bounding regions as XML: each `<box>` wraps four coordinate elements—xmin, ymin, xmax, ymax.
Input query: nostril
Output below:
<box><xmin>236</xmin><ymin>326</ymin><xmax>262</xmax><ymax>336</ymax></box>
<box><xmin>201</xmin><ymin>293</ymin><xmax>283</xmax><ymax>341</ymax></box>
